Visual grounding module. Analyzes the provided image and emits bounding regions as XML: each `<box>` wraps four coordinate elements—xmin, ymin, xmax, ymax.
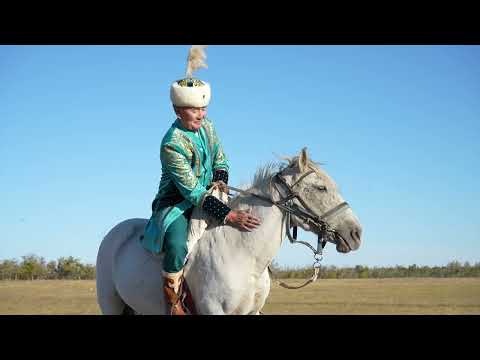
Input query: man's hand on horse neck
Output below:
<box><xmin>226</xmin><ymin>210</ymin><xmax>261</xmax><ymax>232</ymax></box>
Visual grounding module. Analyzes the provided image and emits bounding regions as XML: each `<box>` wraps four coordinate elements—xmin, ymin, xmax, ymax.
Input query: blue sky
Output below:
<box><xmin>1</xmin><ymin>45</ymin><xmax>479</xmax><ymax>268</ymax></box>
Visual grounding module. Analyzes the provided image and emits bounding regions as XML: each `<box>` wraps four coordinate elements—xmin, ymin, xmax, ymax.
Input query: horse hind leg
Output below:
<box><xmin>97</xmin><ymin>287</ymin><xmax>127</xmax><ymax>315</ymax></box>
<box><xmin>96</xmin><ymin>252</ymin><xmax>128</xmax><ymax>315</ymax></box>
<box><xmin>96</xmin><ymin>275</ymin><xmax>128</xmax><ymax>315</ymax></box>
<box><xmin>96</xmin><ymin>218</ymin><xmax>149</xmax><ymax>315</ymax></box>
<box><xmin>121</xmin><ymin>303</ymin><xmax>137</xmax><ymax>315</ymax></box>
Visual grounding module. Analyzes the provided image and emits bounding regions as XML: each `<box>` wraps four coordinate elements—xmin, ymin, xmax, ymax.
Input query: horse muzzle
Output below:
<box><xmin>335</xmin><ymin>222</ymin><xmax>362</xmax><ymax>253</ymax></box>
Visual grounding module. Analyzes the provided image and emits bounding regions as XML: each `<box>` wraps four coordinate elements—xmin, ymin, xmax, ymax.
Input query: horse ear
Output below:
<box><xmin>299</xmin><ymin>147</ymin><xmax>309</xmax><ymax>172</ymax></box>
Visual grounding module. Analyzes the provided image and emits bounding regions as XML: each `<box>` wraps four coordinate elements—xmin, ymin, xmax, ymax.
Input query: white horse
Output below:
<box><xmin>96</xmin><ymin>149</ymin><xmax>363</xmax><ymax>315</ymax></box>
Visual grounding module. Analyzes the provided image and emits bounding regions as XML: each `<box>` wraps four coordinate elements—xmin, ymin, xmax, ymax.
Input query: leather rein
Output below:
<box><xmin>227</xmin><ymin>169</ymin><xmax>350</xmax><ymax>290</ymax></box>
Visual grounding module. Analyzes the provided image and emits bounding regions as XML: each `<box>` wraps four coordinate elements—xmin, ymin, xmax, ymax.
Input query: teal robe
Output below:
<box><xmin>141</xmin><ymin>117</ymin><xmax>229</xmax><ymax>254</ymax></box>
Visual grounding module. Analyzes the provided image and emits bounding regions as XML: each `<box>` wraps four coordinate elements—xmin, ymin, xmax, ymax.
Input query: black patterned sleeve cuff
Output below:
<box><xmin>202</xmin><ymin>195</ymin><xmax>231</xmax><ymax>223</ymax></box>
<box><xmin>213</xmin><ymin>169</ymin><xmax>229</xmax><ymax>184</ymax></box>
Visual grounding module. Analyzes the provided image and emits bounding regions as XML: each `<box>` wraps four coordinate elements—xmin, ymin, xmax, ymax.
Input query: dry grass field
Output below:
<box><xmin>1</xmin><ymin>278</ymin><xmax>479</xmax><ymax>315</ymax></box>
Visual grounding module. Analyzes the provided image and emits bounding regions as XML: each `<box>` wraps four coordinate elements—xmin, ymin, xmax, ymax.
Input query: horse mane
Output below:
<box><xmin>251</xmin><ymin>156</ymin><xmax>323</xmax><ymax>188</ymax></box>
<box><xmin>251</xmin><ymin>161</ymin><xmax>283</xmax><ymax>190</ymax></box>
<box><xmin>229</xmin><ymin>156</ymin><xmax>324</xmax><ymax>204</ymax></box>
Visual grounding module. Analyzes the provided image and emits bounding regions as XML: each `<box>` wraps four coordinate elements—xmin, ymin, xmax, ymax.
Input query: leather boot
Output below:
<box><xmin>162</xmin><ymin>270</ymin><xmax>187</xmax><ymax>315</ymax></box>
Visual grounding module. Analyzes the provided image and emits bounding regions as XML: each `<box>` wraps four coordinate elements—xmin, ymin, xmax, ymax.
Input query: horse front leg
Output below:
<box><xmin>251</xmin><ymin>268</ymin><xmax>271</xmax><ymax>314</ymax></box>
<box><xmin>193</xmin><ymin>281</ymin><xmax>256</xmax><ymax>315</ymax></box>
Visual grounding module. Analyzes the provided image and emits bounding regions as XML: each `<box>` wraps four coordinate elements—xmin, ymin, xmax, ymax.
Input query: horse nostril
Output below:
<box><xmin>351</xmin><ymin>227</ymin><xmax>362</xmax><ymax>242</ymax></box>
<box><xmin>355</xmin><ymin>227</ymin><xmax>362</xmax><ymax>241</ymax></box>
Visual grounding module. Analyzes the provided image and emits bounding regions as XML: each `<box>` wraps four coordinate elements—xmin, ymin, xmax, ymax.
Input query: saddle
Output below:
<box><xmin>187</xmin><ymin>184</ymin><xmax>229</xmax><ymax>255</ymax></box>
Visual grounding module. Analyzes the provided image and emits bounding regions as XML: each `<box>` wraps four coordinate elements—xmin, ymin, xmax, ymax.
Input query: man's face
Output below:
<box><xmin>176</xmin><ymin>107</ymin><xmax>207</xmax><ymax>131</ymax></box>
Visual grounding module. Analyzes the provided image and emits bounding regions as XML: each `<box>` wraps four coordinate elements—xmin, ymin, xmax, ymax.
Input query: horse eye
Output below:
<box><xmin>315</xmin><ymin>185</ymin><xmax>328</xmax><ymax>192</ymax></box>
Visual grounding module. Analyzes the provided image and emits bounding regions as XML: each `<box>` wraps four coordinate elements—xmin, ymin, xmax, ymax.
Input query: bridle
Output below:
<box><xmin>272</xmin><ymin>170</ymin><xmax>350</xmax><ymax>251</ymax></box>
<box><xmin>228</xmin><ymin>167</ymin><xmax>350</xmax><ymax>289</ymax></box>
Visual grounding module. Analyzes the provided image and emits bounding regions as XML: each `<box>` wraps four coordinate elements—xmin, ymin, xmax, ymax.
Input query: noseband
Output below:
<box><xmin>228</xmin><ymin>168</ymin><xmax>350</xmax><ymax>289</ymax></box>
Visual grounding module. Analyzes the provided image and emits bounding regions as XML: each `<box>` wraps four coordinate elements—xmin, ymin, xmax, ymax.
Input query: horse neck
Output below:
<box><xmin>233</xmin><ymin>177</ymin><xmax>286</xmax><ymax>275</ymax></box>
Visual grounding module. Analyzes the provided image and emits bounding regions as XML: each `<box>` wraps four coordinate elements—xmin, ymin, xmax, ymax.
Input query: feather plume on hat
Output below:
<box><xmin>170</xmin><ymin>45</ymin><xmax>211</xmax><ymax>107</ymax></box>
<box><xmin>185</xmin><ymin>45</ymin><xmax>208</xmax><ymax>78</ymax></box>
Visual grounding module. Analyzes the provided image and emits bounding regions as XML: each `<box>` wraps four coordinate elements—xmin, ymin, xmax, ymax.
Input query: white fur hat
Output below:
<box><xmin>170</xmin><ymin>79</ymin><xmax>211</xmax><ymax>107</ymax></box>
<box><xmin>170</xmin><ymin>45</ymin><xmax>211</xmax><ymax>108</ymax></box>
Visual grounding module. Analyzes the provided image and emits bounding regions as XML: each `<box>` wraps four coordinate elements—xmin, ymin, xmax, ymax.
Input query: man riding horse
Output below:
<box><xmin>140</xmin><ymin>45</ymin><xmax>261</xmax><ymax>315</ymax></box>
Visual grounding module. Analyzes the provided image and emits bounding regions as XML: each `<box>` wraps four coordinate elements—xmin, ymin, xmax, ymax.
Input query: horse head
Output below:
<box><xmin>275</xmin><ymin>148</ymin><xmax>362</xmax><ymax>254</ymax></box>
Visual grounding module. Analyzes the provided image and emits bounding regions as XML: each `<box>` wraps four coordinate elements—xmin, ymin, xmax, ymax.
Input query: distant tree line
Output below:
<box><xmin>269</xmin><ymin>260</ymin><xmax>480</xmax><ymax>279</ymax></box>
<box><xmin>1</xmin><ymin>255</ymin><xmax>479</xmax><ymax>280</ymax></box>
<box><xmin>0</xmin><ymin>255</ymin><xmax>95</xmax><ymax>280</ymax></box>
